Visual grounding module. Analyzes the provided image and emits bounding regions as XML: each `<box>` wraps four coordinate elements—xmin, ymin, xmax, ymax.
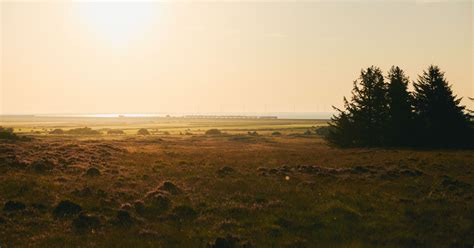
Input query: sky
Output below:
<box><xmin>0</xmin><ymin>0</ymin><xmax>472</xmax><ymax>115</ymax></box>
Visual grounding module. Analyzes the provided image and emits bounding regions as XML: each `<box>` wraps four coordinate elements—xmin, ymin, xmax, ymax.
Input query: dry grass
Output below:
<box><xmin>0</xmin><ymin>118</ymin><xmax>473</xmax><ymax>247</ymax></box>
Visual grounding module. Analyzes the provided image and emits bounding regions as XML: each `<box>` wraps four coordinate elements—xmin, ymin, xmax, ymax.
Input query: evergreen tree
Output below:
<box><xmin>350</xmin><ymin>66</ymin><xmax>388</xmax><ymax>146</ymax></box>
<box><xmin>327</xmin><ymin>99</ymin><xmax>356</xmax><ymax>147</ymax></box>
<box><xmin>386</xmin><ymin>66</ymin><xmax>413</xmax><ymax>146</ymax></box>
<box><xmin>468</xmin><ymin>97</ymin><xmax>474</xmax><ymax>117</ymax></box>
<box><xmin>327</xmin><ymin>66</ymin><xmax>388</xmax><ymax>146</ymax></box>
<box><xmin>412</xmin><ymin>65</ymin><xmax>472</xmax><ymax>148</ymax></box>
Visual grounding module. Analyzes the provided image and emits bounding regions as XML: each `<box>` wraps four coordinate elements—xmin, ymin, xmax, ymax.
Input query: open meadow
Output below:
<box><xmin>3</xmin><ymin>1</ymin><xmax>473</xmax><ymax>247</ymax></box>
<box><xmin>0</xmin><ymin>116</ymin><xmax>473</xmax><ymax>247</ymax></box>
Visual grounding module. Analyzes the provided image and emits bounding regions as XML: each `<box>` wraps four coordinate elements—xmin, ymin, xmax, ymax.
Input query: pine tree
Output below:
<box><xmin>327</xmin><ymin>99</ymin><xmax>356</xmax><ymax>147</ymax></box>
<box><xmin>351</xmin><ymin>66</ymin><xmax>388</xmax><ymax>146</ymax></box>
<box><xmin>468</xmin><ymin>97</ymin><xmax>474</xmax><ymax>117</ymax></box>
<box><xmin>412</xmin><ymin>65</ymin><xmax>472</xmax><ymax>148</ymax></box>
<box><xmin>386</xmin><ymin>66</ymin><xmax>413</xmax><ymax>146</ymax></box>
<box><xmin>327</xmin><ymin>66</ymin><xmax>388</xmax><ymax>146</ymax></box>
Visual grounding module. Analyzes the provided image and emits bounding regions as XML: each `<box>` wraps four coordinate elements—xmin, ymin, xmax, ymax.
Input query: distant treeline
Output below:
<box><xmin>327</xmin><ymin>65</ymin><xmax>473</xmax><ymax>148</ymax></box>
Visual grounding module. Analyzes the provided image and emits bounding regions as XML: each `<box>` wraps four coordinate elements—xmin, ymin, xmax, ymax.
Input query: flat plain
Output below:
<box><xmin>0</xmin><ymin>116</ymin><xmax>473</xmax><ymax>247</ymax></box>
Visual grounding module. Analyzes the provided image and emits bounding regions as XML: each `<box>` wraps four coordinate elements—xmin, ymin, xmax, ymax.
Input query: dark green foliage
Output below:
<box><xmin>314</xmin><ymin>126</ymin><xmax>333</xmax><ymax>137</ymax></box>
<box><xmin>170</xmin><ymin>205</ymin><xmax>198</xmax><ymax>222</ymax></box>
<box><xmin>67</xmin><ymin>127</ymin><xmax>101</xmax><ymax>135</ymax></box>
<box><xmin>386</xmin><ymin>66</ymin><xmax>413</xmax><ymax>146</ymax></box>
<box><xmin>3</xmin><ymin>200</ymin><xmax>26</xmax><ymax>211</ymax></box>
<box><xmin>0</xmin><ymin>127</ymin><xmax>18</xmax><ymax>140</ymax></box>
<box><xmin>206</xmin><ymin>129</ymin><xmax>222</xmax><ymax>135</ymax></box>
<box><xmin>107</xmin><ymin>129</ymin><xmax>125</xmax><ymax>135</ymax></box>
<box><xmin>328</xmin><ymin>66</ymin><xmax>388</xmax><ymax>147</ymax></box>
<box><xmin>137</xmin><ymin>128</ymin><xmax>150</xmax><ymax>135</ymax></box>
<box><xmin>327</xmin><ymin>65</ymin><xmax>472</xmax><ymax>148</ymax></box>
<box><xmin>351</xmin><ymin>66</ymin><xmax>388</xmax><ymax>146</ymax></box>
<box><xmin>49</xmin><ymin>129</ymin><xmax>65</xmax><ymax>135</ymax></box>
<box><xmin>53</xmin><ymin>200</ymin><xmax>82</xmax><ymax>218</ymax></box>
<box><xmin>72</xmin><ymin>213</ymin><xmax>100</xmax><ymax>233</ymax></box>
<box><xmin>116</xmin><ymin>210</ymin><xmax>133</xmax><ymax>226</ymax></box>
<box><xmin>208</xmin><ymin>235</ymin><xmax>248</xmax><ymax>248</ymax></box>
<box><xmin>467</xmin><ymin>97</ymin><xmax>473</xmax><ymax>118</ymax></box>
<box><xmin>158</xmin><ymin>181</ymin><xmax>182</xmax><ymax>195</ymax></box>
<box><xmin>412</xmin><ymin>65</ymin><xmax>472</xmax><ymax>148</ymax></box>
<box><xmin>327</xmin><ymin>106</ymin><xmax>356</xmax><ymax>147</ymax></box>
<box><xmin>85</xmin><ymin>167</ymin><xmax>101</xmax><ymax>176</ymax></box>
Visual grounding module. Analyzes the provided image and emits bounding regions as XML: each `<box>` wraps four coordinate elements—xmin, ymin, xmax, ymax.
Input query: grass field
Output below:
<box><xmin>0</xmin><ymin>116</ymin><xmax>473</xmax><ymax>247</ymax></box>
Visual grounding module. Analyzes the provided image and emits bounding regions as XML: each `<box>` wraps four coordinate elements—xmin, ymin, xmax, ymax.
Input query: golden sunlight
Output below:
<box><xmin>77</xmin><ymin>3</ymin><xmax>156</xmax><ymax>46</ymax></box>
<box><xmin>1</xmin><ymin>2</ymin><xmax>473</xmax><ymax>246</ymax></box>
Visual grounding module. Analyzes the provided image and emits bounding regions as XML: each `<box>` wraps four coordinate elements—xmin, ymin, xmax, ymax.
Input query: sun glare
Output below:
<box><xmin>78</xmin><ymin>3</ymin><xmax>156</xmax><ymax>46</ymax></box>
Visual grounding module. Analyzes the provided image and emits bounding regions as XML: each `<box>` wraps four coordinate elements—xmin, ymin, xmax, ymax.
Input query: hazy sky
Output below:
<box><xmin>1</xmin><ymin>1</ymin><xmax>472</xmax><ymax>115</ymax></box>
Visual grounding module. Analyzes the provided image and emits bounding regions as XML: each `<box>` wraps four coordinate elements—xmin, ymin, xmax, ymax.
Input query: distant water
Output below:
<box><xmin>35</xmin><ymin>112</ymin><xmax>334</xmax><ymax>120</ymax></box>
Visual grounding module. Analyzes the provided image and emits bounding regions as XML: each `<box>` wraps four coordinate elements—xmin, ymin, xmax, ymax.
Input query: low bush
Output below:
<box><xmin>49</xmin><ymin>129</ymin><xmax>65</xmax><ymax>135</ymax></box>
<box><xmin>315</xmin><ymin>126</ymin><xmax>333</xmax><ymax>137</ymax></box>
<box><xmin>67</xmin><ymin>127</ymin><xmax>101</xmax><ymax>135</ymax></box>
<box><xmin>137</xmin><ymin>128</ymin><xmax>150</xmax><ymax>135</ymax></box>
<box><xmin>247</xmin><ymin>131</ymin><xmax>258</xmax><ymax>136</ymax></box>
<box><xmin>107</xmin><ymin>129</ymin><xmax>125</xmax><ymax>135</ymax></box>
<box><xmin>0</xmin><ymin>127</ymin><xmax>18</xmax><ymax>140</ymax></box>
<box><xmin>205</xmin><ymin>129</ymin><xmax>222</xmax><ymax>135</ymax></box>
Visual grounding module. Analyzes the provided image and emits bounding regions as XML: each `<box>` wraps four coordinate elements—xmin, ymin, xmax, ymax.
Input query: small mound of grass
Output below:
<box><xmin>205</xmin><ymin>129</ymin><xmax>222</xmax><ymax>135</ymax></box>
<box><xmin>107</xmin><ymin>129</ymin><xmax>125</xmax><ymax>135</ymax></box>
<box><xmin>137</xmin><ymin>128</ymin><xmax>150</xmax><ymax>135</ymax></box>
<box><xmin>67</xmin><ymin>127</ymin><xmax>101</xmax><ymax>135</ymax></box>
<box><xmin>49</xmin><ymin>129</ymin><xmax>65</xmax><ymax>135</ymax></box>
<box><xmin>53</xmin><ymin>200</ymin><xmax>82</xmax><ymax>218</ymax></box>
<box><xmin>247</xmin><ymin>131</ymin><xmax>258</xmax><ymax>136</ymax></box>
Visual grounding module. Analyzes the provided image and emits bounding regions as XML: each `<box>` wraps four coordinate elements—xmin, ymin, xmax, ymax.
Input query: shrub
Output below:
<box><xmin>271</xmin><ymin>131</ymin><xmax>282</xmax><ymax>136</ymax></box>
<box><xmin>137</xmin><ymin>128</ymin><xmax>150</xmax><ymax>135</ymax></box>
<box><xmin>107</xmin><ymin>129</ymin><xmax>125</xmax><ymax>135</ymax></box>
<box><xmin>49</xmin><ymin>129</ymin><xmax>65</xmax><ymax>135</ymax></box>
<box><xmin>315</xmin><ymin>126</ymin><xmax>333</xmax><ymax>137</ymax></box>
<box><xmin>205</xmin><ymin>129</ymin><xmax>222</xmax><ymax>135</ymax></box>
<box><xmin>67</xmin><ymin>127</ymin><xmax>101</xmax><ymax>135</ymax></box>
<box><xmin>0</xmin><ymin>127</ymin><xmax>18</xmax><ymax>140</ymax></box>
<box><xmin>53</xmin><ymin>200</ymin><xmax>82</xmax><ymax>218</ymax></box>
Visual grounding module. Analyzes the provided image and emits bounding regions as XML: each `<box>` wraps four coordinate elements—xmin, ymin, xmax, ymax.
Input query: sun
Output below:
<box><xmin>78</xmin><ymin>3</ymin><xmax>156</xmax><ymax>46</ymax></box>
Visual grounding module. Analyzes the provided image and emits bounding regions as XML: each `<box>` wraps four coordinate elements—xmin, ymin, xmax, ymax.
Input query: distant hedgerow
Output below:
<box><xmin>107</xmin><ymin>129</ymin><xmax>125</xmax><ymax>135</ymax></box>
<box><xmin>67</xmin><ymin>127</ymin><xmax>101</xmax><ymax>135</ymax></box>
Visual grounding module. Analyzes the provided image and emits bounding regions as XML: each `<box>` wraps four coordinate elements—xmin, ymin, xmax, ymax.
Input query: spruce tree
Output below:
<box><xmin>327</xmin><ymin>66</ymin><xmax>388</xmax><ymax>147</ymax></box>
<box><xmin>350</xmin><ymin>66</ymin><xmax>388</xmax><ymax>146</ymax></box>
<box><xmin>386</xmin><ymin>66</ymin><xmax>413</xmax><ymax>146</ymax></box>
<box><xmin>468</xmin><ymin>97</ymin><xmax>474</xmax><ymax>117</ymax></box>
<box><xmin>412</xmin><ymin>65</ymin><xmax>472</xmax><ymax>147</ymax></box>
<box><xmin>327</xmin><ymin>99</ymin><xmax>356</xmax><ymax>147</ymax></box>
